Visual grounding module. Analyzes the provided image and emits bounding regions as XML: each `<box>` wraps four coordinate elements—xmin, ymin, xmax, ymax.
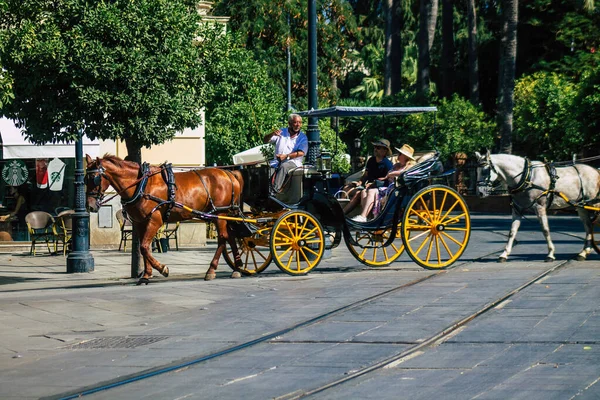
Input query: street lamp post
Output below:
<box><xmin>66</xmin><ymin>131</ymin><xmax>94</xmax><ymax>273</ymax></box>
<box><xmin>306</xmin><ymin>0</ymin><xmax>320</xmax><ymax>165</ymax></box>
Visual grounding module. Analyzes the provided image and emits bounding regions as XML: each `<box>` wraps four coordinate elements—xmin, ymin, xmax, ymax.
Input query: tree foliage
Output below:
<box><xmin>213</xmin><ymin>0</ymin><xmax>357</xmax><ymax>107</ymax></box>
<box><xmin>0</xmin><ymin>0</ymin><xmax>205</xmax><ymax>148</ymax></box>
<box><xmin>574</xmin><ymin>69</ymin><xmax>600</xmax><ymax>156</ymax></box>
<box><xmin>200</xmin><ymin>29</ymin><xmax>284</xmax><ymax>166</ymax></box>
<box><xmin>349</xmin><ymin>93</ymin><xmax>495</xmax><ymax>163</ymax></box>
<box><xmin>513</xmin><ymin>71</ymin><xmax>581</xmax><ymax>161</ymax></box>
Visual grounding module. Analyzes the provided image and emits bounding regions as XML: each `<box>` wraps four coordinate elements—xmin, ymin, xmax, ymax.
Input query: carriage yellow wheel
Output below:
<box><xmin>270</xmin><ymin>210</ymin><xmax>324</xmax><ymax>275</ymax></box>
<box><xmin>223</xmin><ymin>229</ymin><xmax>272</xmax><ymax>275</ymax></box>
<box><xmin>344</xmin><ymin>224</ymin><xmax>405</xmax><ymax>267</ymax></box>
<box><xmin>401</xmin><ymin>185</ymin><xmax>471</xmax><ymax>269</ymax></box>
<box><xmin>592</xmin><ymin>217</ymin><xmax>600</xmax><ymax>254</ymax></box>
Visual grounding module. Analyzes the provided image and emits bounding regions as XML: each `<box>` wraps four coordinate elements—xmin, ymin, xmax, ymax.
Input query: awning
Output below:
<box><xmin>296</xmin><ymin>106</ymin><xmax>438</xmax><ymax>118</ymax></box>
<box><xmin>0</xmin><ymin>118</ymin><xmax>100</xmax><ymax>159</ymax></box>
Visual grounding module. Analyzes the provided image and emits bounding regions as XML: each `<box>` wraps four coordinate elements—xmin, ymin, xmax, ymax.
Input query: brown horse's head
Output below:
<box><xmin>85</xmin><ymin>154</ymin><xmax>111</xmax><ymax>212</ymax></box>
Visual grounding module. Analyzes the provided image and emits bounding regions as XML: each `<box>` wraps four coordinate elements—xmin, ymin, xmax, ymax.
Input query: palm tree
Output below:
<box><xmin>498</xmin><ymin>0</ymin><xmax>518</xmax><ymax>154</ymax></box>
<box><xmin>416</xmin><ymin>0</ymin><xmax>439</xmax><ymax>102</ymax></box>
<box><xmin>440</xmin><ymin>0</ymin><xmax>454</xmax><ymax>98</ymax></box>
<box><xmin>384</xmin><ymin>0</ymin><xmax>403</xmax><ymax>96</ymax></box>
<box><xmin>467</xmin><ymin>0</ymin><xmax>479</xmax><ymax>105</ymax></box>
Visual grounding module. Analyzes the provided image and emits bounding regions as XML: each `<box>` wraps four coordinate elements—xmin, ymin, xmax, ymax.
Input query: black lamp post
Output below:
<box><xmin>66</xmin><ymin>130</ymin><xmax>94</xmax><ymax>273</ymax></box>
<box><xmin>306</xmin><ymin>0</ymin><xmax>319</xmax><ymax>165</ymax></box>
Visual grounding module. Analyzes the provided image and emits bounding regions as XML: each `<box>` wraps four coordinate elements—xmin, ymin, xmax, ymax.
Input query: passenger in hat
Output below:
<box><xmin>371</xmin><ymin>144</ymin><xmax>417</xmax><ymax>217</ymax></box>
<box><xmin>343</xmin><ymin>139</ymin><xmax>394</xmax><ymax>221</ymax></box>
<box><xmin>382</xmin><ymin>144</ymin><xmax>416</xmax><ymax>181</ymax></box>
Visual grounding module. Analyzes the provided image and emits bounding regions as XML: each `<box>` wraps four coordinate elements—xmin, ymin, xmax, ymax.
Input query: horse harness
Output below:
<box><xmin>499</xmin><ymin>158</ymin><xmax>589</xmax><ymax>214</ymax></box>
<box><xmin>86</xmin><ymin>161</ymin><xmax>242</xmax><ymax>222</ymax></box>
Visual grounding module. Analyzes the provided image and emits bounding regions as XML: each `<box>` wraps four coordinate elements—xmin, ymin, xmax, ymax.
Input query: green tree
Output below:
<box><xmin>0</xmin><ymin>0</ymin><xmax>205</xmax><ymax>162</ymax></box>
<box><xmin>513</xmin><ymin>72</ymin><xmax>581</xmax><ymax>161</ymax></box>
<box><xmin>0</xmin><ymin>0</ymin><xmax>208</xmax><ymax>278</ymax></box>
<box><xmin>214</xmin><ymin>0</ymin><xmax>356</xmax><ymax>106</ymax></box>
<box><xmin>497</xmin><ymin>0</ymin><xmax>518</xmax><ymax>154</ymax></box>
<box><xmin>357</xmin><ymin>93</ymin><xmax>495</xmax><ymax>161</ymax></box>
<box><xmin>402</xmin><ymin>94</ymin><xmax>496</xmax><ymax>159</ymax></box>
<box><xmin>199</xmin><ymin>30</ymin><xmax>284</xmax><ymax>166</ymax></box>
<box><xmin>574</xmin><ymin>69</ymin><xmax>600</xmax><ymax>157</ymax></box>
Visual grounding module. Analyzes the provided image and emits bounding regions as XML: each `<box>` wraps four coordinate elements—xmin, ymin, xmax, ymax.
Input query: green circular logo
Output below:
<box><xmin>2</xmin><ymin>159</ymin><xmax>29</xmax><ymax>186</ymax></box>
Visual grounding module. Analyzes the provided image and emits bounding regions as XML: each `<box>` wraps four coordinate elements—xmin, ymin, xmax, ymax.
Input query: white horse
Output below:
<box><xmin>475</xmin><ymin>151</ymin><xmax>600</xmax><ymax>262</ymax></box>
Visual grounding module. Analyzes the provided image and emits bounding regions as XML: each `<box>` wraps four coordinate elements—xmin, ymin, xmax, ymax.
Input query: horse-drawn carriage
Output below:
<box><xmin>85</xmin><ymin>106</ymin><xmax>472</xmax><ymax>284</ymax></box>
<box><xmin>221</xmin><ymin>106</ymin><xmax>471</xmax><ymax>276</ymax></box>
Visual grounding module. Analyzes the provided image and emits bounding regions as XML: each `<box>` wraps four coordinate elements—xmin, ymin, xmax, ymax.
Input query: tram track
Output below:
<box><xmin>48</xmin><ymin>242</ymin><xmax>562</xmax><ymax>400</ymax></box>
<box><xmin>284</xmin><ymin>257</ymin><xmax>573</xmax><ymax>399</ymax></box>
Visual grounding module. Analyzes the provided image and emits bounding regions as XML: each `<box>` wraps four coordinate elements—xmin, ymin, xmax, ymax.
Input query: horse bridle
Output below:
<box><xmin>85</xmin><ymin>163</ymin><xmax>107</xmax><ymax>202</ymax></box>
<box><xmin>476</xmin><ymin>155</ymin><xmax>501</xmax><ymax>190</ymax></box>
<box><xmin>86</xmin><ymin>160</ymin><xmax>160</xmax><ymax>207</ymax></box>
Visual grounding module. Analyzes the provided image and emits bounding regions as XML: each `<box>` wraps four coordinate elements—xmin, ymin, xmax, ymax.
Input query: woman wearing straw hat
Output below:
<box><xmin>344</xmin><ymin>139</ymin><xmax>394</xmax><ymax>221</ymax></box>
<box><xmin>371</xmin><ymin>144</ymin><xmax>417</xmax><ymax>217</ymax></box>
<box><xmin>383</xmin><ymin>144</ymin><xmax>416</xmax><ymax>181</ymax></box>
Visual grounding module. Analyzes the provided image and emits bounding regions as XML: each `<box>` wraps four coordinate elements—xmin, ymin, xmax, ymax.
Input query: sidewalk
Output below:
<box><xmin>0</xmin><ymin>244</ymin><xmax>229</xmax><ymax>292</ymax></box>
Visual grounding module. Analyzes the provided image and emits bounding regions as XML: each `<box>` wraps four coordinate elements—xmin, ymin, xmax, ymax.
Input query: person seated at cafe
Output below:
<box><xmin>344</xmin><ymin>139</ymin><xmax>394</xmax><ymax>222</ymax></box>
<box><xmin>8</xmin><ymin>185</ymin><xmax>29</xmax><ymax>228</ymax></box>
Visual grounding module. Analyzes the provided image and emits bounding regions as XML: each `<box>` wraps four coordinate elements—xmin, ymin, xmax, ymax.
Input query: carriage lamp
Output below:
<box><xmin>317</xmin><ymin>151</ymin><xmax>332</xmax><ymax>173</ymax></box>
<box><xmin>353</xmin><ymin>138</ymin><xmax>361</xmax><ymax>171</ymax></box>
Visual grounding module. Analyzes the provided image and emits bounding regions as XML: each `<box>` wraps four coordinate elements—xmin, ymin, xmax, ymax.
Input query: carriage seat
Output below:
<box><xmin>275</xmin><ymin>165</ymin><xmax>320</xmax><ymax>204</ymax></box>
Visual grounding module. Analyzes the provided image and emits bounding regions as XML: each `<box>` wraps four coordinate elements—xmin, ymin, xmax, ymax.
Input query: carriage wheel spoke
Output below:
<box><xmin>425</xmin><ymin>234</ymin><xmax>435</xmax><ymax>263</ymax></box>
<box><xmin>408</xmin><ymin>230</ymin><xmax>430</xmax><ymax>243</ymax></box>
<box><xmin>439</xmin><ymin>233</ymin><xmax>453</xmax><ymax>258</ymax></box>
<box><xmin>440</xmin><ymin>201</ymin><xmax>461</xmax><ymax>223</ymax></box>
<box><xmin>415</xmin><ymin>232</ymin><xmax>432</xmax><ymax>255</ymax></box>
<box><xmin>441</xmin><ymin>231</ymin><xmax>463</xmax><ymax>246</ymax></box>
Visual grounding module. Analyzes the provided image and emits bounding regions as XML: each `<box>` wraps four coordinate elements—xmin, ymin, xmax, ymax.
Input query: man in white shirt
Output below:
<box><xmin>263</xmin><ymin>113</ymin><xmax>308</xmax><ymax>193</ymax></box>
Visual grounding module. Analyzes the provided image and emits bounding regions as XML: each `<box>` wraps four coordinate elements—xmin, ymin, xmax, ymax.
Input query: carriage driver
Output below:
<box><xmin>263</xmin><ymin>113</ymin><xmax>309</xmax><ymax>193</ymax></box>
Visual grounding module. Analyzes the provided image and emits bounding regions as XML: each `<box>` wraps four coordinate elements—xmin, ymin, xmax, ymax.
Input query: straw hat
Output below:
<box><xmin>371</xmin><ymin>139</ymin><xmax>392</xmax><ymax>157</ymax></box>
<box><xmin>395</xmin><ymin>144</ymin><xmax>415</xmax><ymax>161</ymax></box>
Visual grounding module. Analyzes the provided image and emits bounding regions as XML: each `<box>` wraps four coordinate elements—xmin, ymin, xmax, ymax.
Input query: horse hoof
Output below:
<box><xmin>161</xmin><ymin>266</ymin><xmax>169</xmax><ymax>277</ymax></box>
<box><xmin>204</xmin><ymin>272</ymin><xmax>216</xmax><ymax>281</ymax></box>
<box><xmin>136</xmin><ymin>278</ymin><xmax>150</xmax><ymax>286</ymax></box>
<box><xmin>545</xmin><ymin>257</ymin><xmax>555</xmax><ymax>263</ymax></box>
<box><xmin>576</xmin><ymin>255</ymin><xmax>586</xmax><ymax>261</ymax></box>
<box><xmin>497</xmin><ymin>257</ymin><xmax>507</xmax><ymax>263</ymax></box>
<box><xmin>231</xmin><ymin>271</ymin><xmax>242</xmax><ymax>279</ymax></box>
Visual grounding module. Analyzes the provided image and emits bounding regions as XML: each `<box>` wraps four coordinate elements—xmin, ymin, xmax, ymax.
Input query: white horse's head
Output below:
<box><xmin>475</xmin><ymin>150</ymin><xmax>500</xmax><ymax>198</ymax></box>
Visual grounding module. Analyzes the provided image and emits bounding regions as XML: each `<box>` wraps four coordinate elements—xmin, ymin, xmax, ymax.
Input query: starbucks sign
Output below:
<box><xmin>2</xmin><ymin>159</ymin><xmax>29</xmax><ymax>186</ymax></box>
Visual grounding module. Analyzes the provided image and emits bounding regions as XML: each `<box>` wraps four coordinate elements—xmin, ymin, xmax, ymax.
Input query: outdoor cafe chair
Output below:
<box><xmin>116</xmin><ymin>209</ymin><xmax>133</xmax><ymax>251</ymax></box>
<box><xmin>55</xmin><ymin>209</ymin><xmax>75</xmax><ymax>256</ymax></box>
<box><xmin>25</xmin><ymin>211</ymin><xmax>57</xmax><ymax>256</ymax></box>
<box><xmin>162</xmin><ymin>221</ymin><xmax>180</xmax><ymax>251</ymax></box>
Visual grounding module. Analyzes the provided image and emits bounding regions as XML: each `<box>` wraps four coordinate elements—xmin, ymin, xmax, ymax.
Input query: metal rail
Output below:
<box><xmin>48</xmin><ymin>235</ymin><xmax>575</xmax><ymax>400</ymax></box>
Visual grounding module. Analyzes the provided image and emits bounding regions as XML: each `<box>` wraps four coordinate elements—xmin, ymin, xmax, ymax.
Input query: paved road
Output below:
<box><xmin>0</xmin><ymin>213</ymin><xmax>599</xmax><ymax>399</ymax></box>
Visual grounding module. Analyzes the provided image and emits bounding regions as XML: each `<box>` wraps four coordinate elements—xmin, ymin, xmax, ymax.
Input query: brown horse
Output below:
<box><xmin>85</xmin><ymin>154</ymin><xmax>244</xmax><ymax>284</ymax></box>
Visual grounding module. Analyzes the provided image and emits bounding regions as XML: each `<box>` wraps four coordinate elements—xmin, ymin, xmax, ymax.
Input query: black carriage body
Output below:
<box><xmin>237</xmin><ymin>164</ymin><xmax>271</xmax><ymax>210</ymax></box>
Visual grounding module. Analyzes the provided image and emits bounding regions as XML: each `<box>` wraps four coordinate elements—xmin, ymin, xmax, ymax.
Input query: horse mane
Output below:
<box><xmin>101</xmin><ymin>153</ymin><xmax>140</xmax><ymax>170</ymax></box>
